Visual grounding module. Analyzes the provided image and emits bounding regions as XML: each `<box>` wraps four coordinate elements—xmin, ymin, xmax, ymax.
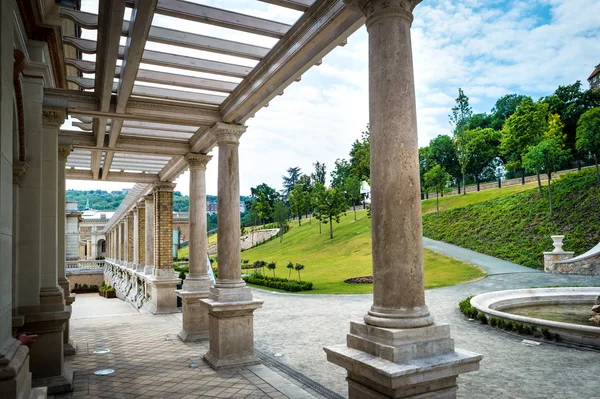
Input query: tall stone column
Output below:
<box><xmin>146</xmin><ymin>183</ymin><xmax>178</xmax><ymax>314</ymax></box>
<box><xmin>126</xmin><ymin>212</ymin><xmax>134</xmax><ymax>267</ymax></box>
<box><xmin>200</xmin><ymin>123</ymin><xmax>263</xmax><ymax>369</ymax></box>
<box><xmin>135</xmin><ymin>203</ymin><xmax>145</xmax><ymax>271</ymax></box>
<box><xmin>143</xmin><ymin>194</ymin><xmax>154</xmax><ymax>275</ymax></box>
<box><xmin>119</xmin><ymin>221</ymin><xmax>125</xmax><ymax>263</ymax></box>
<box><xmin>177</xmin><ymin>153</ymin><xmax>212</xmax><ymax>341</ymax></box>
<box><xmin>58</xmin><ymin>145</ymin><xmax>76</xmax><ymax>356</ymax></box>
<box><xmin>324</xmin><ymin>2</ymin><xmax>481</xmax><ymax>398</ymax></box>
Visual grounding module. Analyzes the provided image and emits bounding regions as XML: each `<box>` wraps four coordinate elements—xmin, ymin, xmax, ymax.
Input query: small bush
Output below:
<box><xmin>542</xmin><ymin>328</ymin><xmax>552</xmax><ymax>339</ymax></box>
<box><xmin>458</xmin><ymin>296</ymin><xmax>479</xmax><ymax>319</ymax></box>
<box><xmin>489</xmin><ymin>317</ymin><xmax>497</xmax><ymax>327</ymax></box>
<box><xmin>242</xmin><ymin>275</ymin><xmax>313</xmax><ymax>292</ymax></box>
<box><xmin>477</xmin><ymin>313</ymin><xmax>488</xmax><ymax>324</ymax></box>
<box><xmin>178</xmin><ymin>271</ymin><xmax>186</xmax><ymax>280</ymax></box>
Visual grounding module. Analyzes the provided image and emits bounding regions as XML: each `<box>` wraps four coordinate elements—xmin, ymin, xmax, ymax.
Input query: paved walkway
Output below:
<box><xmin>423</xmin><ymin>237</ymin><xmax>538</xmax><ymax>275</ymax></box>
<box><xmin>56</xmin><ymin>294</ymin><xmax>317</xmax><ymax>399</ymax></box>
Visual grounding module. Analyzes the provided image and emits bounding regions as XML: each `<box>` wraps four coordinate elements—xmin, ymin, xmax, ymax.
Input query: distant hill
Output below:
<box><xmin>422</xmin><ymin>169</ymin><xmax>600</xmax><ymax>268</ymax></box>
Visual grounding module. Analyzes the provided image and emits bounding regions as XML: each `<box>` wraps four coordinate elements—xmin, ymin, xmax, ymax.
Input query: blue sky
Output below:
<box><xmin>66</xmin><ymin>0</ymin><xmax>600</xmax><ymax>196</ymax></box>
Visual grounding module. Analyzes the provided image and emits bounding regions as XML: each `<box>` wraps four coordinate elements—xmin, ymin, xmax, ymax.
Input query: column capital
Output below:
<box><xmin>135</xmin><ymin>201</ymin><xmax>146</xmax><ymax>209</ymax></box>
<box><xmin>58</xmin><ymin>145</ymin><xmax>72</xmax><ymax>162</ymax></box>
<box><xmin>346</xmin><ymin>0</ymin><xmax>421</xmax><ymax>25</ymax></box>
<box><xmin>12</xmin><ymin>161</ymin><xmax>28</xmax><ymax>186</ymax></box>
<box><xmin>213</xmin><ymin>122</ymin><xmax>246</xmax><ymax>145</ymax></box>
<box><xmin>185</xmin><ymin>153</ymin><xmax>213</xmax><ymax>170</ymax></box>
<box><xmin>143</xmin><ymin>194</ymin><xmax>154</xmax><ymax>202</ymax></box>
<box><xmin>42</xmin><ymin>107</ymin><xmax>66</xmax><ymax>128</ymax></box>
<box><xmin>153</xmin><ymin>182</ymin><xmax>176</xmax><ymax>193</ymax></box>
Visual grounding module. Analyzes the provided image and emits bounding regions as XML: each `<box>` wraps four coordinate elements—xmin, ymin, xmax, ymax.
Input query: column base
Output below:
<box><xmin>199</xmin><ymin>298</ymin><xmax>264</xmax><ymax>369</ymax></box>
<box><xmin>0</xmin><ymin>339</ymin><xmax>32</xmax><ymax>399</ymax></box>
<box><xmin>145</xmin><ymin>277</ymin><xmax>179</xmax><ymax>314</ymax></box>
<box><xmin>32</xmin><ymin>367</ymin><xmax>73</xmax><ymax>396</ymax></box>
<box><xmin>176</xmin><ymin>290</ymin><xmax>210</xmax><ymax>342</ymax></box>
<box><xmin>324</xmin><ymin>322</ymin><xmax>481</xmax><ymax>399</ymax></box>
<box><xmin>144</xmin><ymin>265</ymin><xmax>154</xmax><ymax>275</ymax></box>
<box><xmin>39</xmin><ymin>286</ymin><xmax>66</xmax><ymax>313</ymax></box>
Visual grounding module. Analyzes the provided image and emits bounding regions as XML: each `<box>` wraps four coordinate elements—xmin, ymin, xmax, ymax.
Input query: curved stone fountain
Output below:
<box><xmin>470</xmin><ymin>287</ymin><xmax>600</xmax><ymax>347</ymax></box>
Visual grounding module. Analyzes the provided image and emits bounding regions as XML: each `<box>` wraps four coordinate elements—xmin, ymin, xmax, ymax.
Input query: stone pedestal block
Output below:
<box><xmin>200</xmin><ymin>299</ymin><xmax>263</xmax><ymax>369</ymax></box>
<box><xmin>145</xmin><ymin>278</ymin><xmax>179</xmax><ymax>314</ymax></box>
<box><xmin>0</xmin><ymin>339</ymin><xmax>32</xmax><ymax>399</ymax></box>
<box><xmin>21</xmin><ymin>308</ymin><xmax>73</xmax><ymax>394</ymax></box>
<box><xmin>176</xmin><ymin>291</ymin><xmax>210</xmax><ymax>341</ymax></box>
<box><xmin>144</xmin><ymin>265</ymin><xmax>153</xmax><ymax>275</ymax></box>
<box><xmin>544</xmin><ymin>252</ymin><xmax>575</xmax><ymax>273</ymax></box>
<box><xmin>324</xmin><ymin>322</ymin><xmax>481</xmax><ymax>399</ymax></box>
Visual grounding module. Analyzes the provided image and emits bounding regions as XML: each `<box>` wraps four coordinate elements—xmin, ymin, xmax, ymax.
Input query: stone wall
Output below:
<box><xmin>545</xmin><ymin>252</ymin><xmax>600</xmax><ymax>275</ymax></box>
<box><xmin>67</xmin><ymin>273</ymin><xmax>104</xmax><ymax>290</ymax></box>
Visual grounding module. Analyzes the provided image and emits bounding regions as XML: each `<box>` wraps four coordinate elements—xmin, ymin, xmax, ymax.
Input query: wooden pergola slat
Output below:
<box><xmin>258</xmin><ymin>0</ymin><xmax>314</xmax><ymax>12</ymax></box>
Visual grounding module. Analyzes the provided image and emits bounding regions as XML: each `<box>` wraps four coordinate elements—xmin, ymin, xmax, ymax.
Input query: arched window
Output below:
<box><xmin>101</xmin><ymin>240</ymin><xmax>106</xmax><ymax>253</ymax></box>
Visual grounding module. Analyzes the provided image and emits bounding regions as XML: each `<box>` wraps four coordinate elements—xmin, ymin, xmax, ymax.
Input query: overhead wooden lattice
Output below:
<box><xmin>48</xmin><ymin>0</ymin><xmax>364</xmax><ymax>183</ymax></box>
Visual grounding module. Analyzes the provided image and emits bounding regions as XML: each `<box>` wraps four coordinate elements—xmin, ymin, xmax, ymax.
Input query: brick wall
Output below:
<box><xmin>153</xmin><ymin>184</ymin><xmax>175</xmax><ymax>269</ymax></box>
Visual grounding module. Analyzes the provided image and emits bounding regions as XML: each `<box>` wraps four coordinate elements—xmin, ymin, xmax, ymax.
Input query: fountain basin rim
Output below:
<box><xmin>470</xmin><ymin>287</ymin><xmax>600</xmax><ymax>334</ymax></box>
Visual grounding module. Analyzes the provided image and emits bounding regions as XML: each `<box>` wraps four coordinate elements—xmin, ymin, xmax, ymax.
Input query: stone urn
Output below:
<box><xmin>551</xmin><ymin>235</ymin><xmax>565</xmax><ymax>253</ymax></box>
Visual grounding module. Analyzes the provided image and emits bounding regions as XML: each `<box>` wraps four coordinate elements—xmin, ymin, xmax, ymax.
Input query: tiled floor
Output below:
<box><xmin>55</xmin><ymin>295</ymin><xmax>315</xmax><ymax>399</ymax></box>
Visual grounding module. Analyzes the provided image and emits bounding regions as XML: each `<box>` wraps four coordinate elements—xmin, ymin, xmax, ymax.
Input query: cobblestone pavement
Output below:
<box><xmin>253</xmin><ymin>272</ymin><xmax>600</xmax><ymax>399</ymax></box>
<box><xmin>55</xmin><ymin>296</ymin><xmax>316</xmax><ymax>399</ymax></box>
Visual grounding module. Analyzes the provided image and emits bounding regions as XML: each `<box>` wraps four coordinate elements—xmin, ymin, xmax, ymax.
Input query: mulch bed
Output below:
<box><xmin>344</xmin><ymin>276</ymin><xmax>373</xmax><ymax>284</ymax></box>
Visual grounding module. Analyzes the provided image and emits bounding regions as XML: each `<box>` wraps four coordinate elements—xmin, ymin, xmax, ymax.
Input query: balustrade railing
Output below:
<box><xmin>65</xmin><ymin>260</ymin><xmax>106</xmax><ymax>269</ymax></box>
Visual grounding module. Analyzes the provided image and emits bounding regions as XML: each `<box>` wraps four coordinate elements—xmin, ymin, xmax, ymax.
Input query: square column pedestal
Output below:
<box><xmin>176</xmin><ymin>291</ymin><xmax>210</xmax><ymax>341</ymax></box>
<box><xmin>324</xmin><ymin>322</ymin><xmax>481</xmax><ymax>399</ymax></box>
<box><xmin>200</xmin><ymin>292</ymin><xmax>263</xmax><ymax>369</ymax></box>
<box><xmin>145</xmin><ymin>274</ymin><xmax>179</xmax><ymax>314</ymax></box>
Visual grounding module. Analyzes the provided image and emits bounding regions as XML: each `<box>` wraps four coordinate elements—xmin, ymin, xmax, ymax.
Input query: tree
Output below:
<box><xmin>330</xmin><ymin>158</ymin><xmax>351</xmax><ymax>189</ymax></box>
<box><xmin>500</xmin><ymin>98</ymin><xmax>549</xmax><ymax>188</ymax></box>
<box><xmin>312</xmin><ymin>161</ymin><xmax>327</xmax><ymax>185</ymax></box>
<box><xmin>576</xmin><ymin>107</ymin><xmax>600</xmax><ymax>184</ymax></box>
<box><xmin>273</xmin><ymin>200</ymin><xmax>289</xmax><ymax>242</ymax></box>
<box><xmin>522</xmin><ymin>114</ymin><xmax>571</xmax><ymax>217</ymax></box>
<box><xmin>249</xmin><ymin>183</ymin><xmax>279</xmax><ymax>224</ymax></box>
<box><xmin>343</xmin><ymin>175</ymin><xmax>362</xmax><ymax>220</ymax></box>
<box><xmin>315</xmin><ymin>187</ymin><xmax>347</xmax><ymax>239</ymax></box>
<box><xmin>423</xmin><ymin>165</ymin><xmax>452</xmax><ymax>215</ymax></box>
<box><xmin>427</xmin><ymin>134</ymin><xmax>460</xmax><ymax>190</ymax></box>
<box><xmin>466</xmin><ymin>113</ymin><xmax>492</xmax><ymax>130</ymax></box>
<box><xmin>463</xmin><ymin>128</ymin><xmax>501</xmax><ymax>191</ymax></box>
<box><xmin>267</xmin><ymin>262</ymin><xmax>277</xmax><ymax>278</ymax></box>
<box><xmin>286</xmin><ymin>262</ymin><xmax>294</xmax><ymax>280</ymax></box>
<box><xmin>288</xmin><ymin>184</ymin><xmax>309</xmax><ymax>226</ymax></box>
<box><xmin>311</xmin><ymin>182</ymin><xmax>326</xmax><ymax>234</ymax></box>
<box><xmin>449</xmin><ymin>88</ymin><xmax>473</xmax><ymax>136</ymax></box>
<box><xmin>491</xmin><ymin>94</ymin><xmax>531</xmax><ymax>130</ymax></box>
<box><xmin>350</xmin><ymin>125</ymin><xmax>370</xmax><ymax>182</ymax></box>
<box><xmin>282</xmin><ymin>167</ymin><xmax>302</xmax><ymax>197</ymax></box>
<box><xmin>294</xmin><ymin>263</ymin><xmax>304</xmax><ymax>281</ymax></box>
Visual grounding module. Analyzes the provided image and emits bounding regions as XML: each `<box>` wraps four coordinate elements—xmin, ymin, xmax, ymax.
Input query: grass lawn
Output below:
<box><xmin>422</xmin><ymin>181</ymin><xmax>541</xmax><ymax>215</ymax></box>
<box><xmin>177</xmin><ymin>233</ymin><xmax>218</xmax><ymax>258</ymax></box>
<box><xmin>242</xmin><ymin>209</ymin><xmax>485</xmax><ymax>294</ymax></box>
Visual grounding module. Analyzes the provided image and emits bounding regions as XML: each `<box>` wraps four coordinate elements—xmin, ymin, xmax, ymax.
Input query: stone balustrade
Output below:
<box><xmin>544</xmin><ymin>240</ymin><xmax>600</xmax><ymax>275</ymax></box>
<box><xmin>104</xmin><ymin>259</ymin><xmax>156</xmax><ymax>309</ymax></box>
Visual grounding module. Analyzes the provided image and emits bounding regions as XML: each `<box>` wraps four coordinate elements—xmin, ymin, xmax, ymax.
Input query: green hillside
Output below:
<box><xmin>422</xmin><ymin>170</ymin><xmax>600</xmax><ymax>268</ymax></box>
<box><xmin>242</xmin><ymin>209</ymin><xmax>485</xmax><ymax>294</ymax></box>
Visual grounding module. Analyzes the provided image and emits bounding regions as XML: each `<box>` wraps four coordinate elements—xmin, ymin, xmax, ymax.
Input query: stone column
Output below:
<box><xmin>58</xmin><ymin>145</ymin><xmax>76</xmax><ymax>356</ymax></box>
<box><xmin>177</xmin><ymin>153</ymin><xmax>212</xmax><ymax>341</ymax></box>
<box><xmin>200</xmin><ymin>123</ymin><xmax>263</xmax><ymax>369</ymax></box>
<box><xmin>146</xmin><ymin>183</ymin><xmax>178</xmax><ymax>314</ymax></box>
<box><xmin>126</xmin><ymin>212</ymin><xmax>134</xmax><ymax>267</ymax></box>
<box><xmin>143</xmin><ymin>194</ymin><xmax>154</xmax><ymax>275</ymax></box>
<box><xmin>324</xmin><ymin>2</ymin><xmax>481</xmax><ymax>398</ymax></box>
<box><xmin>135</xmin><ymin>203</ymin><xmax>145</xmax><ymax>272</ymax></box>
<box><xmin>119</xmin><ymin>221</ymin><xmax>125</xmax><ymax>263</ymax></box>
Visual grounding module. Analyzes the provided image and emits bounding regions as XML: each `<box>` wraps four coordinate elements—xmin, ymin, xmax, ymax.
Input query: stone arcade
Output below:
<box><xmin>0</xmin><ymin>0</ymin><xmax>479</xmax><ymax>398</ymax></box>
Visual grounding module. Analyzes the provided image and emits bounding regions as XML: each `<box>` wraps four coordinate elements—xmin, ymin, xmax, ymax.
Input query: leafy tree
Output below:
<box><xmin>273</xmin><ymin>200</ymin><xmax>289</xmax><ymax>242</ymax></box>
<box><xmin>267</xmin><ymin>262</ymin><xmax>277</xmax><ymax>278</ymax></box>
<box><xmin>449</xmin><ymin>88</ymin><xmax>473</xmax><ymax>136</ymax></box>
<box><xmin>250</xmin><ymin>183</ymin><xmax>279</xmax><ymax>223</ymax></box>
<box><xmin>463</xmin><ymin>128</ymin><xmax>501</xmax><ymax>191</ymax></box>
<box><xmin>330</xmin><ymin>158</ymin><xmax>351</xmax><ymax>189</ymax></box>
<box><xmin>294</xmin><ymin>263</ymin><xmax>305</xmax><ymax>281</ymax></box>
<box><xmin>311</xmin><ymin>161</ymin><xmax>327</xmax><ymax>185</ymax></box>
<box><xmin>343</xmin><ymin>175</ymin><xmax>362</xmax><ymax>220</ymax></box>
<box><xmin>423</xmin><ymin>165</ymin><xmax>452</xmax><ymax>215</ymax></box>
<box><xmin>491</xmin><ymin>94</ymin><xmax>531</xmax><ymax>130</ymax></box>
<box><xmin>286</xmin><ymin>262</ymin><xmax>294</xmax><ymax>280</ymax></box>
<box><xmin>288</xmin><ymin>184</ymin><xmax>310</xmax><ymax>226</ymax></box>
<box><xmin>500</xmin><ymin>98</ymin><xmax>549</xmax><ymax>186</ymax></box>
<box><xmin>576</xmin><ymin>107</ymin><xmax>600</xmax><ymax>184</ymax></box>
<box><xmin>466</xmin><ymin>113</ymin><xmax>492</xmax><ymax>130</ymax></box>
<box><xmin>311</xmin><ymin>182</ymin><xmax>326</xmax><ymax>234</ymax></box>
<box><xmin>523</xmin><ymin>114</ymin><xmax>571</xmax><ymax>216</ymax></box>
<box><xmin>426</xmin><ymin>134</ymin><xmax>460</xmax><ymax>189</ymax></box>
<box><xmin>315</xmin><ymin>186</ymin><xmax>347</xmax><ymax>239</ymax></box>
<box><xmin>349</xmin><ymin>125</ymin><xmax>370</xmax><ymax>182</ymax></box>
<box><xmin>282</xmin><ymin>167</ymin><xmax>302</xmax><ymax>197</ymax></box>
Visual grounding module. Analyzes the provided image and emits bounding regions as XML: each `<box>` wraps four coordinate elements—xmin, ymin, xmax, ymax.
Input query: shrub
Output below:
<box><xmin>542</xmin><ymin>328</ymin><xmax>552</xmax><ymax>339</ymax></box>
<box><xmin>242</xmin><ymin>274</ymin><xmax>313</xmax><ymax>292</ymax></box>
<box><xmin>178</xmin><ymin>271</ymin><xmax>186</xmax><ymax>280</ymax></box>
<box><xmin>458</xmin><ymin>296</ymin><xmax>479</xmax><ymax>319</ymax></box>
<box><xmin>477</xmin><ymin>313</ymin><xmax>488</xmax><ymax>324</ymax></box>
<box><xmin>489</xmin><ymin>317</ymin><xmax>497</xmax><ymax>327</ymax></box>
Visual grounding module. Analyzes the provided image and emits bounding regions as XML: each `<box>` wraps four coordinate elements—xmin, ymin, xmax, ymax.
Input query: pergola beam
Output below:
<box><xmin>221</xmin><ymin>0</ymin><xmax>363</xmax><ymax>124</ymax></box>
<box><xmin>60</xmin><ymin>8</ymin><xmax>269</xmax><ymax>60</ymax></box>
<box><xmin>64</xmin><ymin>36</ymin><xmax>252</xmax><ymax>78</ymax></box>
<box><xmin>44</xmin><ymin>88</ymin><xmax>222</xmax><ymax>126</ymax></box>
<box><xmin>258</xmin><ymin>0</ymin><xmax>314</xmax><ymax>12</ymax></box>
<box><xmin>66</xmin><ymin>169</ymin><xmax>160</xmax><ymax>183</ymax></box>
<box><xmin>125</xmin><ymin>0</ymin><xmax>291</xmax><ymax>39</ymax></box>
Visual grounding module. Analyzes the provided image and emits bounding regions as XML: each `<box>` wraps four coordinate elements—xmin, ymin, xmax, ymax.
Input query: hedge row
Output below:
<box><xmin>243</xmin><ymin>275</ymin><xmax>313</xmax><ymax>292</ymax></box>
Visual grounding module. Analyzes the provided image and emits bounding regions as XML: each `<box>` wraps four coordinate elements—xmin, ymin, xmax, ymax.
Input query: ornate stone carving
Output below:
<box><xmin>42</xmin><ymin>107</ymin><xmax>66</xmax><ymax>127</ymax></box>
<box><xmin>58</xmin><ymin>145</ymin><xmax>72</xmax><ymax>162</ymax></box>
<box><xmin>152</xmin><ymin>182</ymin><xmax>176</xmax><ymax>193</ymax></box>
<box><xmin>143</xmin><ymin>194</ymin><xmax>154</xmax><ymax>202</ymax></box>
<box><xmin>213</xmin><ymin>122</ymin><xmax>247</xmax><ymax>144</ymax></box>
<box><xmin>12</xmin><ymin>162</ymin><xmax>29</xmax><ymax>186</ymax></box>
<box><xmin>185</xmin><ymin>153</ymin><xmax>212</xmax><ymax>170</ymax></box>
<box><xmin>347</xmin><ymin>0</ymin><xmax>422</xmax><ymax>25</ymax></box>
